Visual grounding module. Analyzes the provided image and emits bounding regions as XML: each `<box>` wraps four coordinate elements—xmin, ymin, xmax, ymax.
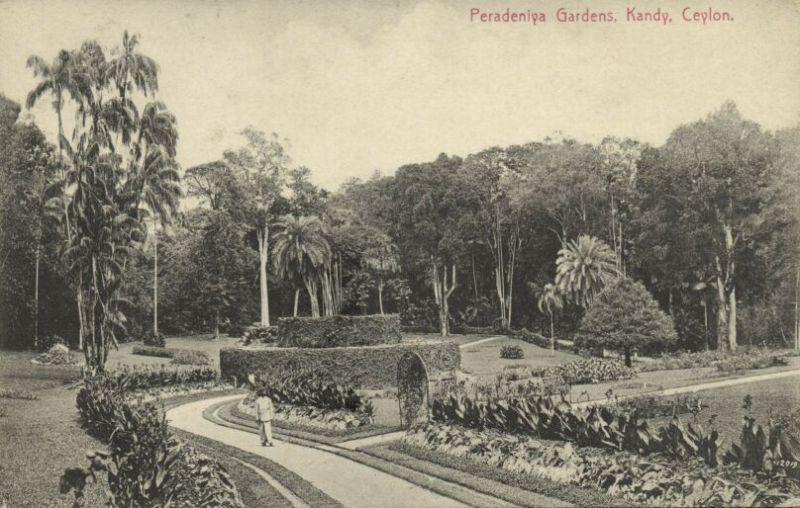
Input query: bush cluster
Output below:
<box><xmin>70</xmin><ymin>375</ymin><xmax>242</xmax><ymax>506</ymax></box>
<box><xmin>499</xmin><ymin>344</ymin><xmax>524</xmax><ymax>359</ymax></box>
<box><xmin>133</xmin><ymin>345</ymin><xmax>210</xmax><ymax>365</ymax></box>
<box><xmin>537</xmin><ymin>357</ymin><xmax>636</xmax><ymax>385</ymax></box>
<box><xmin>405</xmin><ymin>422</ymin><xmax>800</xmax><ymax>507</ymax></box>
<box><xmin>221</xmin><ymin>339</ymin><xmax>460</xmax><ymax>389</ymax></box>
<box><xmin>32</xmin><ymin>343</ymin><xmax>76</xmax><ymax>365</ymax></box>
<box><xmin>638</xmin><ymin>348</ymin><xmax>795</xmax><ymax>373</ymax></box>
<box><xmin>715</xmin><ymin>349</ymin><xmax>788</xmax><ymax>374</ymax></box>
<box><xmin>242</xmin><ymin>326</ymin><xmax>278</xmax><ymax>346</ymax></box>
<box><xmin>102</xmin><ymin>365</ymin><xmax>218</xmax><ymax>394</ymax></box>
<box><xmin>170</xmin><ymin>349</ymin><xmax>211</xmax><ymax>366</ymax></box>
<box><xmin>512</xmin><ymin>328</ymin><xmax>552</xmax><ymax>349</ymax></box>
<box><xmin>430</xmin><ymin>382</ymin><xmax>800</xmax><ymax>486</ymax></box>
<box><xmin>252</xmin><ymin>369</ymin><xmax>372</xmax><ymax>416</ymax></box>
<box><xmin>142</xmin><ymin>331</ymin><xmax>166</xmax><ymax>348</ymax></box>
<box><xmin>36</xmin><ymin>334</ymin><xmax>66</xmax><ymax>353</ymax></box>
<box><xmin>277</xmin><ymin>314</ymin><xmax>402</xmax><ymax>348</ymax></box>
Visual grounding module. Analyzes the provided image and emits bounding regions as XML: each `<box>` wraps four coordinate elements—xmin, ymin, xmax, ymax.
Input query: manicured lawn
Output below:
<box><xmin>109</xmin><ymin>334</ymin><xmax>240</xmax><ymax>368</ymax></box>
<box><xmin>0</xmin><ymin>352</ymin><xmax>105</xmax><ymax>507</ymax></box>
<box><xmin>408</xmin><ymin>333</ymin><xmax>496</xmax><ymax>347</ymax></box>
<box><xmin>459</xmin><ymin>336</ymin><xmax>582</xmax><ymax>378</ymax></box>
<box><xmin>569</xmin><ymin>356</ymin><xmax>800</xmax><ymax>404</ymax></box>
<box><xmin>0</xmin><ymin>339</ymin><xmax>250</xmax><ymax>507</ymax></box>
<box><xmin>669</xmin><ymin>375</ymin><xmax>800</xmax><ymax>445</ymax></box>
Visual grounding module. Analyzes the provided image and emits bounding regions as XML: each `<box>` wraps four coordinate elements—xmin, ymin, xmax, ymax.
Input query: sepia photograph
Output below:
<box><xmin>1</xmin><ymin>0</ymin><xmax>799</xmax><ymax>506</ymax></box>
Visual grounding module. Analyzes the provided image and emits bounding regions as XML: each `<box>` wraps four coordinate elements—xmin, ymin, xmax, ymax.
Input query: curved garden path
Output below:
<box><xmin>167</xmin><ymin>395</ymin><xmax>467</xmax><ymax>508</ymax></box>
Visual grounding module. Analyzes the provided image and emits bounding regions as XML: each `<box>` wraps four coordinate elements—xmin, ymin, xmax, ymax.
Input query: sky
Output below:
<box><xmin>1</xmin><ymin>0</ymin><xmax>799</xmax><ymax>191</ymax></box>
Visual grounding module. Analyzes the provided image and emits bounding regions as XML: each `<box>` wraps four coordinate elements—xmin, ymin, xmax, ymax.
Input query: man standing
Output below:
<box><xmin>255</xmin><ymin>390</ymin><xmax>275</xmax><ymax>447</ymax></box>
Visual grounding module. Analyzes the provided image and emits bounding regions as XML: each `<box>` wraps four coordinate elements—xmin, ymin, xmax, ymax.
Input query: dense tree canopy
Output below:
<box><xmin>2</xmin><ymin>35</ymin><xmax>798</xmax><ymax>359</ymax></box>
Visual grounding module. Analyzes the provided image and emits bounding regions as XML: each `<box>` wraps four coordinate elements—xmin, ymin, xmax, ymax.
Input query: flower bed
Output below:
<box><xmin>237</xmin><ymin>396</ymin><xmax>371</xmax><ymax>431</ymax></box>
<box><xmin>500</xmin><ymin>345</ymin><xmax>524</xmax><ymax>359</ymax></box>
<box><xmin>68</xmin><ymin>374</ymin><xmax>243</xmax><ymax>507</ymax></box>
<box><xmin>132</xmin><ymin>345</ymin><xmax>210</xmax><ymax>365</ymax></box>
<box><xmin>638</xmin><ymin>348</ymin><xmax>796</xmax><ymax>373</ymax></box>
<box><xmin>405</xmin><ymin>422</ymin><xmax>800</xmax><ymax>506</ymax></box>
<box><xmin>242</xmin><ymin>326</ymin><xmax>278</xmax><ymax>346</ymax></box>
<box><xmin>534</xmin><ymin>357</ymin><xmax>636</xmax><ymax>385</ymax></box>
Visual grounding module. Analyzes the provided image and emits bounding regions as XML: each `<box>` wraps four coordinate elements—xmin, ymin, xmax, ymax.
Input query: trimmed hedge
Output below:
<box><xmin>220</xmin><ymin>340</ymin><xmax>460</xmax><ymax>389</ymax></box>
<box><xmin>277</xmin><ymin>314</ymin><xmax>402</xmax><ymax>348</ymax></box>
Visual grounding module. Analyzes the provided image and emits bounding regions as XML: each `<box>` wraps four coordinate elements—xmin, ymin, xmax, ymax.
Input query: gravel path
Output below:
<box><xmin>167</xmin><ymin>395</ymin><xmax>465</xmax><ymax>508</ymax></box>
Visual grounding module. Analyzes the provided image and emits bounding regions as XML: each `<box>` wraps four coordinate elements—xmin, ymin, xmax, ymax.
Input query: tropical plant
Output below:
<box><xmin>537</xmin><ymin>283</ymin><xmax>563</xmax><ymax>351</ymax></box>
<box><xmin>272</xmin><ymin>215</ymin><xmax>331</xmax><ymax>317</ymax></box>
<box><xmin>555</xmin><ymin>235</ymin><xmax>618</xmax><ymax>308</ymax></box>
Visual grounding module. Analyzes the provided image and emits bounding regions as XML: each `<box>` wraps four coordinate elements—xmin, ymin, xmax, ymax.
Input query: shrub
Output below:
<box><xmin>220</xmin><ymin>339</ymin><xmax>460</xmax><ymax>389</ymax></box>
<box><xmin>430</xmin><ymin>380</ymin><xmax>721</xmax><ymax>466</ymax></box>
<box><xmin>37</xmin><ymin>334</ymin><xmax>66</xmax><ymax>352</ymax></box>
<box><xmin>538</xmin><ymin>357</ymin><xmax>635</xmax><ymax>385</ymax></box>
<box><xmin>512</xmin><ymin>328</ymin><xmax>553</xmax><ymax>349</ymax></box>
<box><xmin>32</xmin><ymin>343</ymin><xmax>76</xmax><ymax>365</ymax></box>
<box><xmin>70</xmin><ymin>375</ymin><xmax>242</xmax><ymax>506</ymax></box>
<box><xmin>277</xmin><ymin>314</ymin><xmax>402</xmax><ymax>348</ymax></box>
<box><xmin>715</xmin><ymin>349</ymin><xmax>788</xmax><ymax>374</ymax></box>
<box><xmin>142</xmin><ymin>331</ymin><xmax>166</xmax><ymax>348</ymax></box>
<box><xmin>405</xmin><ymin>422</ymin><xmax>800</xmax><ymax>507</ymax></box>
<box><xmin>132</xmin><ymin>345</ymin><xmax>175</xmax><ymax>358</ymax></box>
<box><xmin>499</xmin><ymin>344</ymin><xmax>524</xmax><ymax>359</ymax></box>
<box><xmin>170</xmin><ymin>349</ymin><xmax>211</xmax><ymax>366</ymax></box>
<box><xmin>251</xmin><ymin>369</ymin><xmax>372</xmax><ymax>416</ymax></box>
<box><xmin>133</xmin><ymin>345</ymin><xmax>210</xmax><ymax>365</ymax></box>
<box><xmin>105</xmin><ymin>365</ymin><xmax>218</xmax><ymax>391</ymax></box>
<box><xmin>242</xmin><ymin>326</ymin><xmax>278</xmax><ymax>346</ymax></box>
<box><xmin>575</xmin><ymin>277</ymin><xmax>678</xmax><ymax>366</ymax></box>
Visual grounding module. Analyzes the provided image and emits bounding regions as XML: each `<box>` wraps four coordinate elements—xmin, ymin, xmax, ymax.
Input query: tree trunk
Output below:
<box><xmin>293</xmin><ymin>288</ymin><xmax>300</xmax><ymax>317</ymax></box>
<box><xmin>795</xmin><ymin>266</ymin><xmax>799</xmax><ymax>350</ymax></box>
<box><xmin>471</xmin><ymin>253</ymin><xmax>478</xmax><ymax>299</ymax></box>
<box><xmin>550</xmin><ymin>312</ymin><xmax>555</xmax><ymax>348</ymax></box>
<box><xmin>432</xmin><ymin>262</ymin><xmax>457</xmax><ymax>337</ymax></box>
<box><xmin>303</xmin><ymin>276</ymin><xmax>320</xmax><ymax>317</ymax></box>
<box><xmin>153</xmin><ymin>223</ymin><xmax>159</xmax><ymax>335</ymax></box>
<box><xmin>214</xmin><ymin>310</ymin><xmax>220</xmax><ymax>340</ymax></box>
<box><xmin>378</xmin><ymin>279</ymin><xmax>385</xmax><ymax>315</ymax></box>
<box><xmin>33</xmin><ymin>246</ymin><xmax>40</xmax><ymax>349</ymax></box>
<box><xmin>715</xmin><ymin>263</ymin><xmax>730</xmax><ymax>352</ymax></box>
<box><xmin>258</xmin><ymin>226</ymin><xmax>270</xmax><ymax>326</ymax></box>
<box><xmin>728</xmin><ymin>286</ymin><xmax>737</xmax><ymax>351</ymax></box>
<box><xmin>624</xmin><ymin>348</ymin><xmax>632</xmax><ymax>368</ymax></box>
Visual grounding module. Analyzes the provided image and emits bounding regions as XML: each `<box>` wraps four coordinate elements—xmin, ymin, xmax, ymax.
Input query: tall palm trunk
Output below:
<box><xmin>55</xmin><ymin>98</ymin><xmax>86</xmax><ymax>351</ymax></box>
<box><xmin>549</xmin><ymin>311</ymin><xmax>555</xmax><ymax>352</ymax></box>
<box><xmin>152</xmin><ymin>220</ymin><xmax>158</xmax><ymax>335</ymax></box>
<box><xmin>33</xmin><ymin>245</ymin><xmax>40</xmax><ymax>349</ymax></box>
<box><xmin>378</xmin><ymin>279</ymin><xmax>385</xmax><ymax>315</ymax></box>
<box><xmin>257</xmin><ymin>225</ymin><xmax>270</xmax><ymax>326</ymax></box>
<box><xmin>795</xmin><ymin>266</ymin><xmax>800</xmax><ymax>350</ymax></box>
<box><xmin>293</xmin><ymin>288</ymin><xmax>299</xmax><ymax>317</ymax></box>
<box><xmin>303</xmin><ymin>275</ymin><xmax>320</xmax><ymax>317</ymax></box>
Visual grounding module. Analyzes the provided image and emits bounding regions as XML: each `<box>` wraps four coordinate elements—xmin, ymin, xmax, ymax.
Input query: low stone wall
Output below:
<box><xmin>220</xmin><ymin>339</ymin><xmax>461</xmax><ymax>389</ymax></box>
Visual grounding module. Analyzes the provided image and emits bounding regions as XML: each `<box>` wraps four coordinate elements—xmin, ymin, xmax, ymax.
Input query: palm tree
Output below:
<box><xmin>133</xmin><ymin>151</ymin><xmax>181</xmax><ymax>336</ymax></box>
<box><xmin>555</xmin><ymin>235</ymin><xmax>618</xmax><ymax>308</ymax></box>
<box><xmin>537</xmin><ymin>283</ymin><xmax>563</xmax><ymax>353</ymax></box>
<box><xmin>126</xmin><ymin>102</ymin><xmax>179</xmax><ymax>336</ymax></box>
<box><xmin>272</xmin><ymin>216</ymin><xmax>331</xmax><ymax>317</ymax></box>
<box><xmin>64</xmin><ymin>137</ymin><xmax>141</xmax><ymax>369</ymax></box>
<box><xmin>26</xmin><ymin>49</ymin><xmax>89</xmax><ymax>348</ymax></box>
<box><xmin>106</xmin><ymin>30</ymin><xmax>158</xmax><ymax>101</ymax></box>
